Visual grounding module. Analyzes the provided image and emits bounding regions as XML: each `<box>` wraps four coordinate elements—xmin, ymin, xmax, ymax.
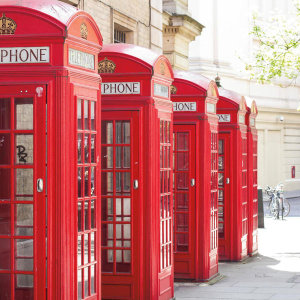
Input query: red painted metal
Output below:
<box><xmin>246</xmin><ymin>99</ymin><xmax>258</xmax><ymax>256</ymax></box>
<box><xmin>171</xmin><ymin>71</ymin><xmax>219</xmax><ymax>281</ymax></box>
<box><xmin>99</xmin><ymin>44</ymin><xmax>174</xmax><ymax>300</ymax></box>
<box><xmin>217</xmin><ymin>88</ymin><xmax>248</xmax><ymax>261</ymax></box>
<box><xmin>0</xmin><ymin>1</ymin><xmax>103</xmax><ymax>299</ymax></box>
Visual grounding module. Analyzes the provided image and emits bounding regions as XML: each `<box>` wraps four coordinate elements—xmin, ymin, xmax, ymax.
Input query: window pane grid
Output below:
<box><xmin>210</xmin><ymin>132</ymin><xmax>218</xmax><ymax>251</ymax></box>
<box><xmin>160</xmin><ymin>121</ymin><xmax>172</xmax><ymax>270</ymax></box>
<box><xmin>218</xmin><ymin>138</ymin><xmax>225</xmax><ymax>238</ymax></box>
<box><xmin>77</xmin><ymin>99</ymin><xmax>97</xmax><ymax>299</ymax></box>
<box><xmin>101</xmin><ymin>120</ymin><xmax>132</xmax><ymax>275</ymax></box>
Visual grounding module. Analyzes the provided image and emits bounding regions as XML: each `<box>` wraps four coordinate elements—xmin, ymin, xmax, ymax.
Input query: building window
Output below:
<box><xmin>114</xmin><ymin>29</ymin><xmax>126</xmax><ymax>43</ymax></box>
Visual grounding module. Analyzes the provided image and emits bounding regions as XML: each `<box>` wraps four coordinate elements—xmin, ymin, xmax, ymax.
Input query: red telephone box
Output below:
<box><xmin>217</xmin><ymin>88</ymin><xmax>248</xmax><ymax>261</ymax></box>
<box><xmin>98</xmin><ymin>44</ymin><xmax>174</xmax><ymax>300</ymax></box>
<box><xmin>170</xmin><ymin>71</ymin><xmax>219</xmax><ymax>281</ymax></box>
<box><xmin>0</xmin><ymin>1</ymin><xmax>102</xmax><ymax>299</ymax></box>
<box><xmin>246</xmin><ymin>99</ymin><xmax>258</xmax><ymax>256</ymax></box>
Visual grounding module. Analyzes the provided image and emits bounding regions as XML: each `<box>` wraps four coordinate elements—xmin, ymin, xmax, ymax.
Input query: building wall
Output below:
<box><xmin>188</xmin><ymin>0</ymin><xmax>300</xmax><ymax>196</ymax></box>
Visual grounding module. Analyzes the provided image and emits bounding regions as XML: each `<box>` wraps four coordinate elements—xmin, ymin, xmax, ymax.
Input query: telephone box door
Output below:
<box><xmin>173</xmin><ymin>125</ymin><xmax>196</xmax><ymax>278</ymax></box>
<box><xmin>0</xmin><ymin>85</ymin><xmax>46</xmax><ymax>299</ymax></box>
<box><xmin>218</xmin><ymin>133</ymin><xmax>230</xmax><ymax>260</ymax></box>
<box><xmin>101</xmin><ymin>111</ymin><xmax>140</xmax><ymax>299</ymax></box>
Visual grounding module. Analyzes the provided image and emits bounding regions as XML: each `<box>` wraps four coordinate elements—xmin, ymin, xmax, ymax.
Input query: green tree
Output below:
<box><xmin>246</xmin><ymin>1</ymin><xmax>300</xmax><ymax>87</ymax></box>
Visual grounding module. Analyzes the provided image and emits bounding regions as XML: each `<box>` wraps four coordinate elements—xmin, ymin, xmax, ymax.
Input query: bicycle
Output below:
<box><xmin>265</xmin><ymin>184</ymin><xmax>290</xmax><ymax>219</ymax></box>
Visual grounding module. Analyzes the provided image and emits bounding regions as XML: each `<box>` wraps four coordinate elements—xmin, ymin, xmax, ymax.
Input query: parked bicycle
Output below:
<box><xmin>265</xmin><ymin>184</ymin><xmax>290</xmax><ymax>219</ymax></box>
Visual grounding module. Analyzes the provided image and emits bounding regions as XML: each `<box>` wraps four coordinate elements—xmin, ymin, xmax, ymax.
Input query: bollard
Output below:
<box><xmin>258</xmin><ymin>188</ymin><xmax>265</xmax><ymax>228</ymax></box>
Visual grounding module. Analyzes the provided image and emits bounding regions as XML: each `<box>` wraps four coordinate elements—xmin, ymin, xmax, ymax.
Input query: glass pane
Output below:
<box><xmin>0</xmin><ymin>203</ymin><xmax>11</xmax><ymax>235</ymax></box>
<box><xmin>0</xmin><ymin>98</ymin><xmax>10</xmax><ymax>129</ymax></box>
<box><xmin>84</xmin><ymin>234</ymin><xmax>89</xmax><ymax>265</ymax></box>
<box><xmin>84</xmin><ymin>100</ymin><xmax>89</xmax><ymax>130</ymax></box>
<box><xmin>0</xmin><ymin>238</ymin><xmax>11</xmax><ymax>270</ymax></box>
<box><xmin>102</xmin><ymin>147</ymin><xmax>113</xmax><ymax>169</ymax></box>
<box><xmin>218</xmin><ymin>156</ymin><xmax>224</xmax><ymax>170</ymax></box>
<box><xmin>101</xmin><ymin>249</ymin><xmax>113</xmax><ymax>272</ymax></box>
<box><xmin>0</xmin><ymin>169</ymin><xmax>10</xmax><ymax>200</ymax></box>
<box><xmin>91</xmin><ymin>232</ymin><xmax>95</xmax><ymax>262</ymax></box>
<box><xmin>84</xmin><ymin>168</ymin><xmax>89</xmax><ymax>197</ymax></box>
<box><xmin>123</xmin><ymin>147</ymin><xmax>130</xmax><ymax>168</ymax></box>
<box><xmin>91</xmin><ymin>134</ymin><xmax>95</xmax><ymax>163</ymax></box>
<box><xmin>91</xmin><ymin>101</ymin><xmax>95</xmax><ymax>131</ymax></box>
<box><xmin>116</xmin><ymin>122</ymin><xmax>122</xmax><ymax>144</ymax></box>
<box><xmin>91</xmin><ymin>167</ymin><xmax>95</xmax><ymax>196</ymax></box>
<box><xmin>116</xmin><ymin>250</ymin><xmax>131</xmax><ymax>273</ymax></box>
<box><xmin>84</xmin><ymin>267</ymin><xmax>88</xmax><ymax>297</ymax></box>
<box><xmin>78</xmin><ymin>168</ymin><xmax>83</xmax><ymax>198</ymax></box>
<box><xmin>15</xmin><ymin>274</ymin><xmax>34</xmax><ymax>288</ymax></box>
<box><xmin>101</xmin><ymin>172</ymin><xmax>113</xmax><ymax>195</ymax></box>
<box><xmin>84</xmin><ymin>201</ymin><xmax>89</xmax><ymax>230</ymax></box>
<box><xmin>77</xmin><ymin>134</ymin><xmax>82</xmax><ymax>163</ymax></box>
<box><xmin>16</xmin><ymin>239</ymin><xmax>33</xmax><ymax>257</ymax></box>
<box><xmin>218</xmin><ymin>173</ymin><xmax>224</xmax><ymax>187</ymax></box>
<box><xmin>84</xmin><ymin>134</ymin><xmax>89</xmax><ymax>163</ymax></box>
<box><xmin>15</xmin><ymin>134</ymin><xmax>33</xmax><ymax>164</ymax></box>
<box><xmin>15</xmin><ymin>204</ymin><xmax>33</xmax><ymax>236</ymax></box>
<box><xmin>177</xmin><ymin>133</ymin><xmax>188</xmax><ymax>151</ymax></box>
<box><xmin>176</xmin><ymin>233</ymin><xmax>188</xmax><ymax>252</ymax></box>
<box><xmin>123</xmin><ymin>122</ymin><xmax>130</xmax><ymax>144</ymax></box>
<box><xmin>16</xmin><ymin>258</ymin><xmax>33</xmax><ymax>271</ymax></box>
<box><xmin>78</xmin><ymin>202</ymin><xmax>82</xmax><ymax>232</ymax></box>
<box><xmin>0</xmin><ymin>273</ymin><xmax>11</xmax><ymax>299</ymax></box>
<box><xmin>0</xmin><ymin>133</ymin><xmax>10</xmax><ymax>165</ymax></box>
<box><xmin>91</xmin><ymin>200</ymin><xmax>95</xmax><ymax>228</ymax></box>
<box><xmin>176</xmin><ymin>173</ymin><xmax>188</xmax><ymax>190</ymax></box>
<box><xmin>78</xmin><ymin>269</ymin><xmax>82</xmax><ymax>300</ymax></box>
<box><xmin>102</xmin><ymin>198</ymin><xmax>113</xmax><ymax>221</ymax></box>
<box><xmin>116</xmin><ymin>146</ymin><xmax>121</xmax><ymax>168</ymax></box>
<box><xmin>16</xmin><ymin>169</ymin><xmax>33</xmax><ymax>196</ymax></box>
<box><xmin>101</xmin><ymin>121</ymin><xmax>113</xmax><ymax>144</ymax></box>
<box><xmin>78</xmin><ymin>235</ymin><xmax>82</xmax><ymax>266</ymax></box>
<box><xmin>218</xmin><ymin>140</ymin><xmax>224</xmax><ymax>154</ymax></box>
<box><xmin>177</xmin><ymin>152</ymin><xmax>188</xmax><ymax>171</ymax></box>
<box><xmin>15</xmin><ymin>98</ymin><xmax>33</xmax><ymax>130</ymax></box>
<box><xmin>101</xmin><ymin>224</ymin><xmax>113</xmax><ymax>247</ymax></box>
<box><xmin>91</xmin><ymin>264</ymin><xmax>95</xmax><ymax>294</ymax></box>
<box><xmin>77</xmin><ymin>100</ymin><xmax>82</xmax><ymax>130</ymax></box>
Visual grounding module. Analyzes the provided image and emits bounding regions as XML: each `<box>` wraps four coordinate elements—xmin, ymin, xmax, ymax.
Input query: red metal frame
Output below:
<box><xmin>246</xmin><ymin>100</ymin><xmax>258</xmax><ymax>256</ymax></box>
<box><xmin>217</xmin><ymin>88</ymin><xmax>248</xmax><ymax>261</ymax></box>
<box><xmin>171</xmin><ymin>71</ymin><xmax>219</xmax><ymax>281</ymax></box>
<box><xmin>99</xmin><ymin>44</ymin><xmax>174</xmax><ymax>300</ymax></box>
<box><xmin>0</xmin><ymin>1</ymin><xmax>103</xmax><ymax>299</ymax></box>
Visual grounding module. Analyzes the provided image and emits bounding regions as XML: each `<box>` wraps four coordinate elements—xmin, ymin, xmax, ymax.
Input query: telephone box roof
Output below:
<box><xmin>219</xmin><ymin>87</ymin><xmax>243</xmax><ymax>106</ymax></box>
<box><xmin>0</xmin><ymin>0</ymin><xmax>78</xmax><ymax>25</ymax></box>
<box><xmin>174</xmin><ymin>70</ymin><xmax>211</xmax><ymax>91</ymax></box>
<box><xmin>101</xmin><ymin>43</ymin><xmax>173</xmax><ymax>76</ymax></box>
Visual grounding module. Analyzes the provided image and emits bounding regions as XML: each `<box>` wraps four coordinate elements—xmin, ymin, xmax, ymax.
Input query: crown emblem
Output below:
<box><xmin>170</xmin><ymin>85</ymin><xmax>177</xmax><ymax>94</ymax></box>
<box><xmin>80</xmin><ymin>23</ymin><xmax>88</xmax><ymax>39</ymax></box>
<box><xmin>0</xmin><ymin>13</ymin><xmax>17</xmax><ymax>35</ymax></box>
<box><xmin>98</xmin><ymin>57</ymin><xmax>116</xmax><ymax>73</ymax></box>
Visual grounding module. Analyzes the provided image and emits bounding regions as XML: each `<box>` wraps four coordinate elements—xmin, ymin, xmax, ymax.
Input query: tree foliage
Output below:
<box><xmin>246</xmin><ymin>1</ymin><xmax>300</xmax><ymax>85</ymax></box>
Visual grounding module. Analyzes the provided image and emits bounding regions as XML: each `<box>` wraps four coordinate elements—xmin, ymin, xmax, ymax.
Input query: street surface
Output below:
<box><xmin>174</xmin><ymin>202</ymin><xmax>300</xmax><ymax>299</ymax></box>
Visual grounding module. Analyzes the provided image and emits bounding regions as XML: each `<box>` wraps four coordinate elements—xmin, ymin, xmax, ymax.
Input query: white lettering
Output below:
<box><xmin>154</xmin><ymin>83</ymin><xmax>169</xmax><ymax>98</ymax></box>
<box><xmin>101</xmin><ymin>82</ymin><xmax>141</xmax><ymax>95</ymax></box>
<box><xmin>68</xmin><ymin>48</ymin><xmax>94</xmax><ymax>70</ymax></box>
<box><xmin>173</xmin><ymin>102</ymin><xmax>197</xmax><ymax>112</ymax></box>
<box><xmin>0</xmin><ymin>47</ymin><xmax>50</xmax><ymax>64</ymax></box>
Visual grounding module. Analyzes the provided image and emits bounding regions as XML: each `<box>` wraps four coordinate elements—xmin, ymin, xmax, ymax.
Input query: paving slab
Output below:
<box><xmin>174</xmin><ymin>217</ymin><xmax>300</xmax><ymax>300</ymax></box>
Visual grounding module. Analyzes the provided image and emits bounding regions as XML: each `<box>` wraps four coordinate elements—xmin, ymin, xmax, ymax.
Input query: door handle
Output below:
<box><xmin>37</xmin><ymin>178</ymin><xmax>44</xmax><ymax>192</ymax></box>
<box><xmin>226</xmin><ymin>178</ymin><xmax>230</xmax><ymax>184</ymax></box>
<box><xmin>133</xmin><ymin>179</ymin><xmax>138</xmax><ymax>190</ymax></box>
<box><xmin>191</xmin><ymin>178</ymin><xmax>195</xmax><ymax>187</ymax></box>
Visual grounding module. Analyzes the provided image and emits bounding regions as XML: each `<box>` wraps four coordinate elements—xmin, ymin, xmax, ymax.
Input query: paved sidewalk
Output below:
<box><xmin>174</xmin><ymin>217</ymin><xmax>300</xmax><ymax>300</ymax></box>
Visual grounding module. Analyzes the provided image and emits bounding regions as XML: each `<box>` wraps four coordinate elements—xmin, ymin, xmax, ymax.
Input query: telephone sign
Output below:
<box><xmin>173</xmin><ymin>102</ymin><xmax>197</xmax><ymax>111</ymax></box>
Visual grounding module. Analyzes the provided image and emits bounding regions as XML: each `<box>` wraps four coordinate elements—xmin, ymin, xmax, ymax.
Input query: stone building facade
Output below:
<box><xmin>189</xmin><ymin>0</ymin><xmax>300</xmax><ymax>197</ymax></box>
<box><xmin>61</xmin><ymin>0</ymin><xmax>202</xmax><ymax>70</ymax></box>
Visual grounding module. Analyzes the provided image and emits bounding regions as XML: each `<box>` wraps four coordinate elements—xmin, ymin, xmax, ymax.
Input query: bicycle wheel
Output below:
<box><xmin>282</xmin><ymin>198</ymin><xmax>290</xmax><ymax>217</ymax></box>
<box><xmin>270</xmin><ymin>198</ymin><xmax>279</xmax><ymax>219</ymax></box>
